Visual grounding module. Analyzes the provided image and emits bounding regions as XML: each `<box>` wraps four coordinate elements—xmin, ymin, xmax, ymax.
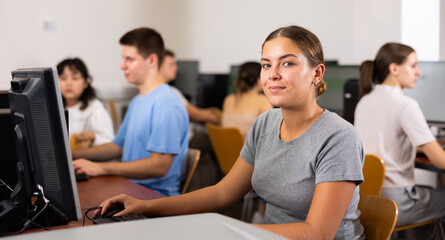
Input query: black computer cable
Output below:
<box><xmin>83</xmin><ymin>206</ymin><xmax>102</xmax><ymax>226</ymax></box>
<box><xmin>15</xmin><ymin>201</ymin><xmax>50</xmax><ymax>234</ymax></box>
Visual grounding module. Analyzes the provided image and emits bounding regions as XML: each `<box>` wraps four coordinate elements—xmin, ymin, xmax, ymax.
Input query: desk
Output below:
<box><xmin>11</xmin><ymin>176</ymin><xmax>286</xmax><ymax>239</ymax></box>
<box><xmin>7</xmin><ymin>213</ymin><xmax>287</xmax><ymax>240</ymax></box>
<box><xmin>415</xmin><ymin>155</ymin><xmax>445</xmax><ymax>174</ymax></box>
<box><xmin>26</xmin><ymin>175</ymin><xmax>165</xmax><ymax>231</ymax></box>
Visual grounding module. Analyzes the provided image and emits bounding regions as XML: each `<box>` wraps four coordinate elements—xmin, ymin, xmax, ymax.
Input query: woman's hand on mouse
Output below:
<box><xmin>94</xmin><ymin>193</ymin><xmax>147</xmax><ymax>216</ymax></box>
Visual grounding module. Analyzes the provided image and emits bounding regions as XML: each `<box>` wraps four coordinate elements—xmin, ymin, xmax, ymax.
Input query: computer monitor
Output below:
<box><xmin>403</xmin><ymin>61</ymin><xmax>445</xmax><ymax>124</ymax></box>
<box><xmin>196</xmin><ymin>74</ymin><xmax>229</xmax><ymax>109</ymax></box>
<box><xmin>318</xmin><ymin>64</ymin><xmax>359</xmax><ymax>114</ymax></box>
<box><xmin>0</xmin><ymin>67</ymin><xmax>81</xmax><ymax>234</ymax></box>
<box><xmin>169</xmin><ymin>60</ymin><xmax>199</xmax><ymax>103</ymax></box>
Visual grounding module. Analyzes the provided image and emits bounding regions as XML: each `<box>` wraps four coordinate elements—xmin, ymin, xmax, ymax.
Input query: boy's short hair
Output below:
<box><xmin>119</xmin><ymin>27</ymin><xmax>165</xmax><ymax>66</ymax></box>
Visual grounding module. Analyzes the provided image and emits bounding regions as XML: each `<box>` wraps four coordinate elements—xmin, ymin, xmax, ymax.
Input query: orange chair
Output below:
<box><xmin>181</xmin><ymin>149</ymin><xmax>201</xmax><ymax>194</ymax></box>
<box><xmin>206</xmin><ymin>123</ymin><xmax>244</xmax><ymax>175</ymax></box>
<box><xmin>358</xmin><ymin>192</ymin><xmax>398</xmax><ymax>240</ymax></box>
<box><xmin>360</xmin><ymin>154</ymin><xmax>385</xmax><ymax>196</ymax></box>
<box><xmin>361</xmin><ymin>154</ymin><xmax>438</xmax><ymax>232</ymax></box>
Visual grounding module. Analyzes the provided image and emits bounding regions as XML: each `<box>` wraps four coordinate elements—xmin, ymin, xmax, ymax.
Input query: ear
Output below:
<box><xmin>388</xmin><ymin>63</ymin><xmax>398</xmax><ymax>76</ymax></box>
<box><xmin>83</xmin><ymin>80</ymin><xmax>89</xmax><ymax>90</ymax></box>
<box><xmin>312</xmin><ymin>63</ymin><xmax>325</xmax><ymax>84</ymax></box>
<box><xmin>145</xmin><ymin>53</ymin><xmax>159</xmax><ymax>68</ymax></box>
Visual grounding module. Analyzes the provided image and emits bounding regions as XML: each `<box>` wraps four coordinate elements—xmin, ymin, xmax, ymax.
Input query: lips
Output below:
<box><xmin>268</xmin><ymin>86</ymin><xmax>285</xmax><ymax>93</ymax></box>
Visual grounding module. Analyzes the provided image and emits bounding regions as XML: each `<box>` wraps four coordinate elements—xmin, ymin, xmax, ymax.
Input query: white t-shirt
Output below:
<box><xmin>67</xmin><ymin>98</ymin><xmax>115</xmax><ymax>146</ymax></box>
<box><xmin>354</xmin><ymin>85</ymin><xmax>435</xmax><ymax>188</ymax></box>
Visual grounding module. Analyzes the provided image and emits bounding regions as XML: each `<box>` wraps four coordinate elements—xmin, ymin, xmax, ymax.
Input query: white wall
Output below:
<box><xmin>402</xmin><ymin>0</ymin><xmax>440</xmax><ymax>61</ymax></box>
<box><xmin>0</xmin><ymin>0</ymin><xmax>434</xmax><ymax>93</ymax></box>
<box><xmin>441</xmin><ymin>0</ymin><xmax>445</xmax><ymax>60</ymax></box>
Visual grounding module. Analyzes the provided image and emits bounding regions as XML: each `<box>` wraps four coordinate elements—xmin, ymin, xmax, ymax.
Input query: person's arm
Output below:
<box><xmin>418</xmin><ymin>141</ymin><xmax>445</xmax><ymax>169</ymax></box>
<box><xmin>95</xmin><ymin>156</ymin><xmax>253</xmax><ymax>217</ymax></box>
<box><xmin>72</xmin><ymin>142</ymin><xmax>122</xmax><ymax>161</ymax></box>
<box><xmin>186</xmin><ymin>103</ymin><xmax>221</xmax><ymax>125</ymax></box>
<box><xmin>256</xmin><ymin>181</ymin><xmax>356</xmax><ymax>240</ymax></box>
<box><xmin>73</xmin><ymin>152</ymin><xmax>173</xmax><ymax>178</ymax></box>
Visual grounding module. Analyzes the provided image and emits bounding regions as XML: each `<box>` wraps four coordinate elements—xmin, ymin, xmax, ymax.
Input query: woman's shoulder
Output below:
<box><xmin>255</xmin><ymin>108</ymin><xmax>281</xmax><ymax>125</ymax></box>
<box><xmin>87</xmin><ymin>98</ymin><xmax>106</xmax><ymax>109</ymax></box>
<box><xmin>320</xmin><ymin>110</ymin><xmax>356</xmax><ymax>133</ymax></box>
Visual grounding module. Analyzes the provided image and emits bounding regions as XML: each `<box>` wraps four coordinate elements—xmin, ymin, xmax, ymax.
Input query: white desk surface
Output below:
<box><xmin>7</xmin><ymin>213</ymin><xmax>288</xmax><ymax>240</ymax></box>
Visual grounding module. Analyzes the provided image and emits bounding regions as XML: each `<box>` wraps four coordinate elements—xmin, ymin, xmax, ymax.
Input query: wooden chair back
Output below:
<box><xmin>206</xmin><ymin>123</ymin><xmax>244</xmax><ymax>175</ymax></box>
<box><xmin>181</xmin><ymin>148</ymin><xmax>201</xmax><ymax>194</ymax></box>
<box><xmin>361</xmin><ymin>154</ymin><xmax>385</xmax><ymax>196</ymax></box>
<box><xmin>358</xmin><ymin>192</ymin><xmax>398</xmax><ymax>240</ymax></box>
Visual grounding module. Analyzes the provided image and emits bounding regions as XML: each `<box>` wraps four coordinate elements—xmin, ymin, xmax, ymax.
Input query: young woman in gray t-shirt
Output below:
<box><xmin>95</xmin><ymin>25</ymin><xmax>365</xmax><ymax>240</ymax></box>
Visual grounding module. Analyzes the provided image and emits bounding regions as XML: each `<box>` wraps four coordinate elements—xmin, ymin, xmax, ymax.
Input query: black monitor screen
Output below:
<box><xmin>196</xmin><ymin>74</ymin><xmax>228</xmax><ymax>109</ymax></box>
<box><xmin>1</xmin><ymin>67</ymin><xmax>81</xmax><ymax>233</ymax></box>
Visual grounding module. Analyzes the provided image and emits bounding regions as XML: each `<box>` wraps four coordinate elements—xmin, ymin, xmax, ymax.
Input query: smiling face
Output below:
<box><xmin>59</xmin><ymin>66</ymin><xmax>88</xmax><ymax>106</ymax></box>
<box><xmin>120</xmin><ymin>45</ymin><xmax>150</xmax><ymax>85</ymax></box>
<box><xmin>260</xmin><ymin>37</ymin><xmax>320</xmax><ymax>109</ymax></box>
<box><xmin>394</xmin><ymin>52</ymin><xmax>421</xmax><ymax>89</ymax></box>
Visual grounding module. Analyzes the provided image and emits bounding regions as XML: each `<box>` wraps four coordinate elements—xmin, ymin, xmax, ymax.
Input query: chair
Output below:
<box><xmin>361</xmin><ymin>154</ymin><xmax>438</xmax><ymax>232</ymax></box>
<box><xmin>107</xmin><ymin>99</ymin><xmax>119</xmax><ymax>133</ymax></box>
<box><xmin>361</xmin><ymin>154</ymin><xmax>385</xmax><ymax>196</ymax></box>
<box><xmin>69</xmin><ymin>134</ymin><xmax>92</xmax><ymax>150</ymax></box>
<box><xmin>181</xmin><ymin>148</ymin><xmax>201</xmax><ymax>194</ymax></box>
<box><xmin>358</xmin><ymin>192</ymin><xmax>398</xmax><ymax>240</ymax></box>
<box><xmin>206</xmin><ymin>123</ymin><xmax>244</xmax><ymax>175</ymax></box>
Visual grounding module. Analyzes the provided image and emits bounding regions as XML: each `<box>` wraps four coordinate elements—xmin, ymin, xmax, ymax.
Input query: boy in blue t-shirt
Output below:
<box><xmin>72</xmin><ymin>28</ymin><xmax>189</xmax><ymax>196</ymax></box>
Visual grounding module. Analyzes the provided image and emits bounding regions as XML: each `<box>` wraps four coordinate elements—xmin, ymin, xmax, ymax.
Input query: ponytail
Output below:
<box><xmin>359</xmin><ymin>60</ymin><xmax>374</xmax><ymax>99</ymax></box>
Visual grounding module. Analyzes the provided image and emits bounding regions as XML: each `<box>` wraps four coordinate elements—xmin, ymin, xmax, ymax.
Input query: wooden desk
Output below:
<box><xmin>27</xmin><ymin>175</ymin><xmax>164</xmax><ymax>231</ymax></box>
<box><xmin>415</xmin><ymin>155</ymin><xmax>445</xmax><ymax>174</ymax></box>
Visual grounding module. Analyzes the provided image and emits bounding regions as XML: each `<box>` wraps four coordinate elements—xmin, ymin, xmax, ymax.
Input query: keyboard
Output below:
<box><xmin>75</xmin><ymin>172</ymin><xmax>89</xmax><ymax>181</ymax></box>
<box><xmin>93</xmin><ymin>214</ymin><xmax>147</xmax><ymax>224</ymax></box>
<box><xmin>112</xmin><ymin>214</ymin><xmax>147</xmax><ymax>222</ymax></box>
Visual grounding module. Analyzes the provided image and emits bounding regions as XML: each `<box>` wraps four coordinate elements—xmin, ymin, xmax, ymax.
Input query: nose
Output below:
<box><xmin>268</xmin><ymin>66</ymin><xmax>281</xmax><ymax>81</ymax></box>
<box><xmin>120</xmin><ymin>60</ymin><xmax>126</xmax><ymax>70</ymax></box>
<box><xmin>416</xmin><ymin>68</ymin><xmax>421</xmax><ymax>77</ymax></box>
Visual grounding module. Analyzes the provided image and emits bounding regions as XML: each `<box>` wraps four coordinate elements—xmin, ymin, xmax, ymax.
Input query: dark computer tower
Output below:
<box><xmin>0</xmin><ymin>109</ymin><xmax>18</xmax><ymax>202</ymax></box>
<box><xmin>343</xmin><ymin>78</ymin><xmax>359</xmax><ymax>124</ymax></box>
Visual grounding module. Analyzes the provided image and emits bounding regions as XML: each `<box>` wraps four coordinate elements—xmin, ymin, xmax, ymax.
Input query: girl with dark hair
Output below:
<box><xmin>222</xmin><ymin>61</ymin><xmax>272</xmax><ymax>137</ymax></box>
<box><xmin>95</xmin><ymin>26</ymin><xmax>365</xmax><ymax>239</ymax></box>
<box><xmin>57</xmin><ymin>58</ymin><xmax>114</xmax><ymax>146</ymax></box>
<box><xmin>355</xmin><ymin>43</ymin><xmax>445</xmax><ymax>234</ymax></box>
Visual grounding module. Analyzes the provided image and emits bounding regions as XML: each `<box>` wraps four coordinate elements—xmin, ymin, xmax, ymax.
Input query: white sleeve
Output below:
<box><xmin>401</xmin><ymin>100</ymin><xmax>435</xmax><ymax>147</ymax></box>
<box><xmin>84</xmin><ymin>102</ymin><xmax>115</xmax><ymax>146</ymax></box>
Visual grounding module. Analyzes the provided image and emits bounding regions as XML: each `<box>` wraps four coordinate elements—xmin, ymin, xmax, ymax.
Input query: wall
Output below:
<box><xmin>441</xmin><ymin>0</ymin><xmax>445</xmax><ymax>60</ymax></box>
<box><xmin>0</xmin><ymin>0</ymin><xmax>425</xmax><ymax>93</ymax></box>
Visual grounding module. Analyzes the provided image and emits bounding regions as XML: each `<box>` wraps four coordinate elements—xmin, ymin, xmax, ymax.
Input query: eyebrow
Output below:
<box><xmin>261</xmin><ymin>54</ymin><xmax>299</xmax><ymax>62</ymax></box>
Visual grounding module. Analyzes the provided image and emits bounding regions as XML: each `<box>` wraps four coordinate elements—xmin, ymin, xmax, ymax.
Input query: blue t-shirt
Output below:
<box><xmin>114</xmin><ymin>84</ymin><xmax>189</xmax><ymax>196</ymax></box>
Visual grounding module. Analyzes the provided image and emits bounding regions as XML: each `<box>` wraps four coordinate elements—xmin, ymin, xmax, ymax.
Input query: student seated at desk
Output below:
<box><xmin>159</xmin><ymin>49</ymin><xmax>221</xmax><ymax>139</ymax></box>
<box><xmin>72</xmin><ymin>27</ymin><xmax>189</xmax><ymax>197</ymax></box>
<box><xmin>96</xmin><ymin>25</ymin><xmax>365</xmax><ymax>240</ymax></box>
<box><xmin>354</xmin><ymin>42</ymin><xmax>445</xmax><ymax>236</ymax></box>
<box><xmin>57</xmin><ymin>58</ymin><xmax>114</xmax><ymax>146</ymax></box>
<box><xmin>222</xmin><ymin>61</ymin><xmax>273</xmax><ymax>137</ymax></box>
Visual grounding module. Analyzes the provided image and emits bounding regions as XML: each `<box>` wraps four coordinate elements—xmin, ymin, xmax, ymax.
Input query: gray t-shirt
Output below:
<box><xmin>241</xmin><ymin>109</ymin><xmax>364</xmax><ymax>239</ymax></box>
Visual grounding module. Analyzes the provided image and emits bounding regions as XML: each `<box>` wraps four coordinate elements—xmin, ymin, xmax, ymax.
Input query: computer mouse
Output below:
<box><xmin>94</xmin><ymin>205</ymin><xmax>125</xmax><ymax>219</ymax></box>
